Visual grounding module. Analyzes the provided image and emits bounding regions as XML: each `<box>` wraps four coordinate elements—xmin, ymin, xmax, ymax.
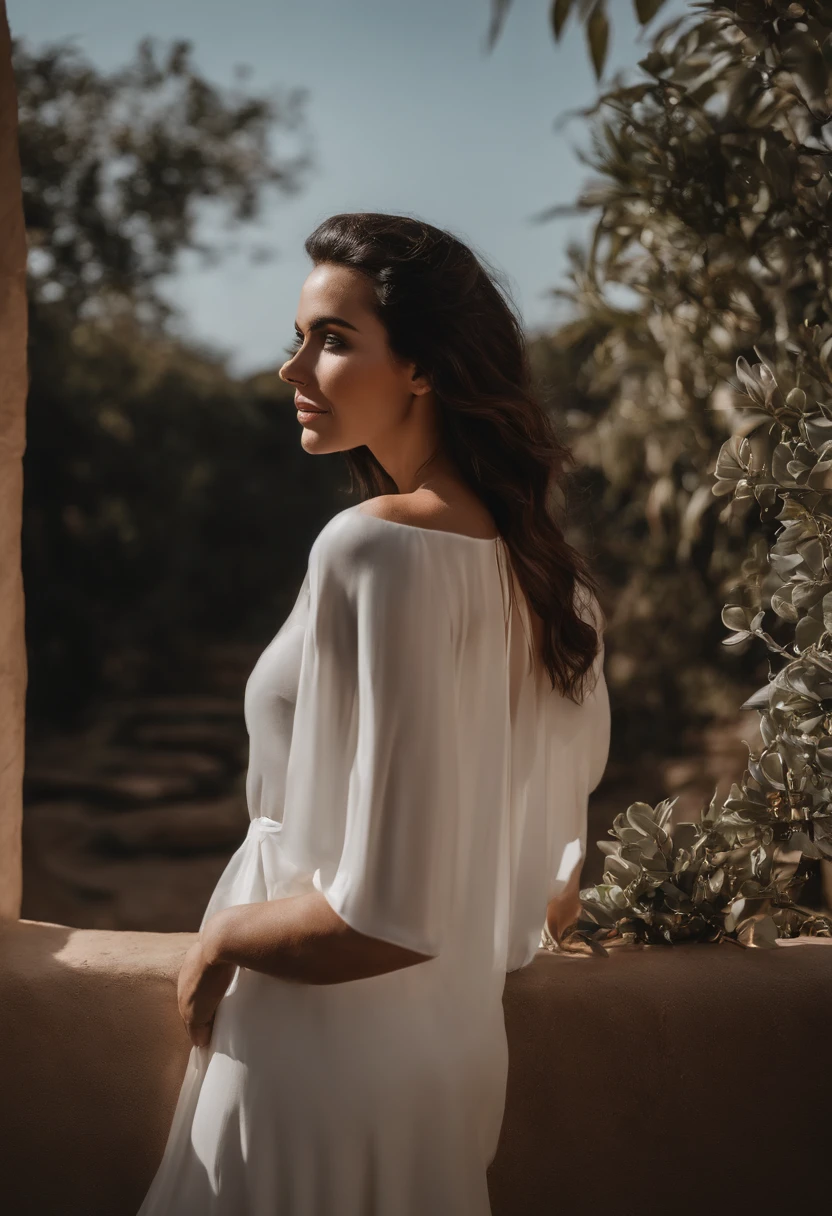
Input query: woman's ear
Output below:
<box><xmin>410</xmin><ymin>366</ymin><xmax>432</xmax><ymax>396</ymax></box>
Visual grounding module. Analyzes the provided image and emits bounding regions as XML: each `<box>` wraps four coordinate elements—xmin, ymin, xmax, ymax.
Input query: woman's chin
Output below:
<box><xmin>299</xmin><ymin>427</ymin><xmax>338</xmax><ymax>454</ymax></box>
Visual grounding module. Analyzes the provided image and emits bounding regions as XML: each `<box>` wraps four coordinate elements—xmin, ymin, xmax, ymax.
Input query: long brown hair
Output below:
<box><xmin>304</xmin><ymin>212</ymin><xmax>603</xmax><ymax>703</ymax></box>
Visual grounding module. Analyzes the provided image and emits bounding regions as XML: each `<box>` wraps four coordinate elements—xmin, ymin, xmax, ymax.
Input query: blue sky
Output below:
<box><xmin>10</xmin><ymin>0</ymin><xmax>686</xmax><ymax>376</ymax></box>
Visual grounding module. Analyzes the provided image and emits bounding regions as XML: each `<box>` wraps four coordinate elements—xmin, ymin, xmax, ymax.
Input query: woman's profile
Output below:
<box><xmin>136</xmin><ymin>211</ymin><xmax>611</xmax><ymax>1215</ymax></box>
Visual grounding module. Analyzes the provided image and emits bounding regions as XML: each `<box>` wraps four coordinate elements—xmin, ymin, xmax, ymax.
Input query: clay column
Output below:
<box><xmin>0</xmin><ymin>0</ymin><xmax>28</xmax><ymax>919</ymax></box>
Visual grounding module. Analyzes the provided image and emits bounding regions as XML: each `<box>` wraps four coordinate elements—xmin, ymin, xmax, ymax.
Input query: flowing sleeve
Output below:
<box><xmin>279</xmin><ymin>515</ymin><xmax>459</xmax><ymax>958</ymax></box>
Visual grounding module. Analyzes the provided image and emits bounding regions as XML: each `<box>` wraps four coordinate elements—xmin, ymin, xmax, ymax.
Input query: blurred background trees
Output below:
<box><xmin>18</xmin><ymin>36</ymin><xmax>345</xmax><ymax>728</ymax></box>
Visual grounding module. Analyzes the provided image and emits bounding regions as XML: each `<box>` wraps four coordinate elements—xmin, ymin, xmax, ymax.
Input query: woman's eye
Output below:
<box><xmin>283</xmin><ymin>332</ymin><xmax>344</xmax><ymax>356</ymax></box>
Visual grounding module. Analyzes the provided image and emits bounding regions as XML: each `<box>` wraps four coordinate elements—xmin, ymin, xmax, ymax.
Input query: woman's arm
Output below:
<box><xmin>178</xmin><ymin>894</ymin><xmax>433</xmax><ymax>1046</ymax></box>
<box><xmin>202</xmin><ymin>892</ymin><xmax>434</xmax><ymax>983</ymax></box>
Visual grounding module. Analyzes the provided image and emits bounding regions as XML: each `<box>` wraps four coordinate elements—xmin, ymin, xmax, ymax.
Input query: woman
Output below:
<box><xmin>136</xmin><ymin>212</ymin><xmax>611</xmax><ymax>1216</ymax></box>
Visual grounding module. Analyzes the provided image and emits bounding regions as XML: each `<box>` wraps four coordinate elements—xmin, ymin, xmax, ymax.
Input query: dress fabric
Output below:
<box><xmin>136</xmin><ymin>501</ymin><xmax>611</xmax><ymax>1216</ymax></box>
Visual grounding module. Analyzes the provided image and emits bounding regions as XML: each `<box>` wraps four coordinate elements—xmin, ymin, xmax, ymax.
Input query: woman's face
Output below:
<box><xmin>278</xmin><ymin>262</ymin><xmax>430</xmax><ymax>455</ymax></box>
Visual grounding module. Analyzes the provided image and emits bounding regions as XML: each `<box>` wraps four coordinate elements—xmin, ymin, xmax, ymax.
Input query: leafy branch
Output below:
<box><xmin>557</xmin><ymin>332</ymin><xmax>832</xmax><ymax>953</ymax></box>
<box><xmin>486</xmin><ymin>0</ymin><xmax>672</xmax><ymax>80</ymax></box>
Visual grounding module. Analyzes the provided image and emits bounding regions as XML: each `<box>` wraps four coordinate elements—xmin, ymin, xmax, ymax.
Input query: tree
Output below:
<box><xmin>16</xmin><ymin>35</ymin><xmax>311</xmax><ymax>324</ymax></box>
<box><xmin>15</xmin><ymin>38</ymin><xmax>347</xmax><ymax>726</ymax></box>
<box><xmin>518</xmin><ymin>1</ymin><xmax>832</xmax><ymax>942</ymax></box>
<box><xmin>570</xmin><ymin>337</ymin><xmax>832</xmax><ymax>949</ymax></box>
<box><xmin>523</xmin><ymin>2</ymin><xmax>832</xmax><ymax>757</ymax></box>
<box><xmin>487</xmin><ymin>0</ymin><xmax>672</xmax><ymax>80</ymax></box>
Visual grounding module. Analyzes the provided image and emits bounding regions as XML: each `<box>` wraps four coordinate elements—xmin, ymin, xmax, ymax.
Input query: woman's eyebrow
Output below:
<box><xmin>294</xmin><ymin>315</ymin><xmax>359</xmax><ymax>334</ymax></box>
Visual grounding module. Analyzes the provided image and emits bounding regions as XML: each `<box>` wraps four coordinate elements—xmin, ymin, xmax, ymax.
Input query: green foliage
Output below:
<box><xmin>525</xmin><ymin>2</ymin><xmax>832</xmax><ymax>945</ymax></box>
<box><xmin>573</xmin><ymin>789</ymin><xmax>829</xmax><ymax>951</ymax></box>
<box><xmin>15</xmin><ymin>35</ymin><xmax>312</xmax><ymax>322</ymax></box>
<box><xmin>570</xmin><ymin>338</ymin><xmax>832</xmax><ymax>951</ymax></box>
<box><xmin>15</xmin><ymin>38</ymin><xmax>348</xmax><ymax>726</ymax></box>
<box><xmin>486</xmin><ymin>0</ymin><xmax>671</xmax><ymax>79</ymax></box>
<box><xmin>526</xmin><ymin>1</ymin><xmax>832</xmax><ymax>756</ymax></box>
<box><xmin>22</xmin><ymin>308</ymin><xmax>343</xmax><ymax>726</ymax></box>
<box><xmin>586</xmin><ymin>5</ymin><xmax>611</xmax><ymax>81</ymax></box>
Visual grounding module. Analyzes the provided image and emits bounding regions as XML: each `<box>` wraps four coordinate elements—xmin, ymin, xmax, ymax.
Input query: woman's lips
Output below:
<box><xmin>295</xmin><ymin>396</ymin><xmax>328</xmax><ymax>418</ymax></box>
<box><xmin>296</xmin><ymin>404</ymin><xmax>328</xmax><ymax>423</ymax></box>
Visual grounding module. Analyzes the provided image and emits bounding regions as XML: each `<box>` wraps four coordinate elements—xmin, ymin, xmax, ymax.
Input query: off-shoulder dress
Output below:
<box><xmin>136</xmin><ymin>500</ymin><xmax>611</xmax><ymax>1216</ymax></box>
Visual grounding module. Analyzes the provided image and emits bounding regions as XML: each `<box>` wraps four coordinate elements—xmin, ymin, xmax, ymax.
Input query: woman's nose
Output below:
<box><xmin>279</xmin><ymin>360</ymin><xmax>303</xmax><ymax>385</ymax></box>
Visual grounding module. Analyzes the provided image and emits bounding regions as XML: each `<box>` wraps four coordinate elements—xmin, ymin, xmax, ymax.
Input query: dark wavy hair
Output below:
<box><xmin>304</xmin><ymin>212</ymin><xmax>603</xmax><ymax>703</ymax></box>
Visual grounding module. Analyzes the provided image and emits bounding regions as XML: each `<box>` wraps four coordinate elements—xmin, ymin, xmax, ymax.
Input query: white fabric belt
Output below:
<box><xmin>248</xmin><ymin>814</ymin><xmax>283</xmax><ymax>838</ymax></box>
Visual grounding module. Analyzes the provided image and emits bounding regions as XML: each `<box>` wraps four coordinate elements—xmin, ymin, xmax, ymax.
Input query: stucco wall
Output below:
<box><xmin>1</xmin><ymin>921</ymin><xmax>193</xmax><ymax>1215</ymax></box>
<box><xmin>0</xmin><ymin>0</ymin><xmax>28</xmax><ymax>920</ymax></box>
<box><xmin>1</xmin><ymin>920</ymin><xmax>829</xmax><ymax>1216</ymax></box>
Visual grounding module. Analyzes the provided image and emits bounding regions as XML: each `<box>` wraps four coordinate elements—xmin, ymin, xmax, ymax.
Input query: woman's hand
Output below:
<box><xmin>177</xmin><ymin>937</ymin><xmax>236</xmax><ymax>1048</ymax></box>
<box><xmin>545</xmin><ymin>864</ymin><xmax>583</xmax><ymax>945</ymax></box>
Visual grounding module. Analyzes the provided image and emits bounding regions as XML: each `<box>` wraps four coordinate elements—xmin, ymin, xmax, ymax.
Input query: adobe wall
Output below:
<box><xmin>1</xmin><ymin>919</ymin><xmax>829</xmax><ymax>1216</ymax></box>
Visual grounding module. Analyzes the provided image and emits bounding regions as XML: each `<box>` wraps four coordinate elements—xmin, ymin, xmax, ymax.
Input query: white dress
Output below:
<box><xmin>136</xmin><ymin>501</ymin><xmax>610</xmax><ymax>1216</ymax></box>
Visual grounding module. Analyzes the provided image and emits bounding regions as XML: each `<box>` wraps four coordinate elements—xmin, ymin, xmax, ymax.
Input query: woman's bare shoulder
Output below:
<box><xmin>358</xmin><ymin>491</ymin><xmax>498</xmax><ymax>540</ymax></box>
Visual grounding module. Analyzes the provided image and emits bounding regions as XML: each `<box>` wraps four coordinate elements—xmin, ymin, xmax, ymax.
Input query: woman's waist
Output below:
<box><xmin>204</xmin><ymin>817</ymin><xmax>510</xmax><ymax>999</ymax></box>
<box><xmin>199</xmin><ymin>814</ymin><xmax>313</xmax><ymax>930</ymax></box>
